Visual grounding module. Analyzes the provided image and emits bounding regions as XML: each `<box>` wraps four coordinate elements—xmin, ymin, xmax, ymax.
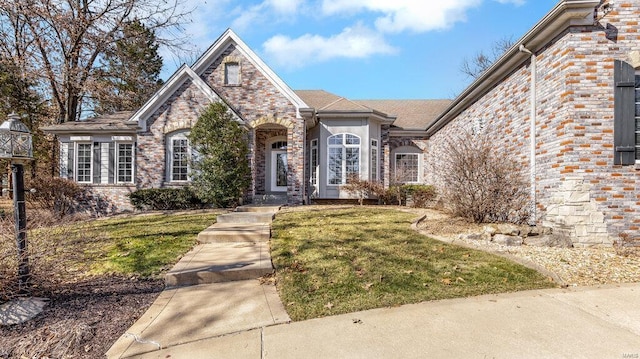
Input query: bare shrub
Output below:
<box><xmin>0</xmin><ymin>207</ymin><xmax>90</xmax><ymax>301</ymax></box>
<box><xmin>343</xmin><ymin>175</ymin><xmax>383</xmax><ymax>205</ymax></box>
<box><xmin>27</xmin><ymin>177</ymin><xmax>85</xmax><ymax>218</ymax></box>
<box><xmin>439</xmin><ymin>128</ymin><xmax>530</xmax><ymax>224</ymax></box>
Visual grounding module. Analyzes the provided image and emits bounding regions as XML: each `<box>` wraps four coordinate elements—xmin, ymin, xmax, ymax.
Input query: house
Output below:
<box><xmin>422</xmin><ymin>0</ymin><xmax>639</xmax><ymax>246</ymax></box>
<box><xmin>43</xmin><ymin>28</ymin><xmax>450</xmax><ymax>212</ymax></box>
<box><xmin>43</xmin><ymin>0</ymin><xmax>639</xmax><ymax>247</ymax></box>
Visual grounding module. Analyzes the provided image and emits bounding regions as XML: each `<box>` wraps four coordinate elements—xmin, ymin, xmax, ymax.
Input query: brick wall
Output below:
<box><xmin>426</xmin><ymin>2</ymin><xmax>640</xmax><ymax>246</ymax></box>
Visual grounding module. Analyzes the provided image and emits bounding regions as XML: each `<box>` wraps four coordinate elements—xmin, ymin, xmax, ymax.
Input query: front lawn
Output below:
<box><xmin>271</xmin><ymin>207</ymin><xmax>555</xmax><ymax>321</ymax></box>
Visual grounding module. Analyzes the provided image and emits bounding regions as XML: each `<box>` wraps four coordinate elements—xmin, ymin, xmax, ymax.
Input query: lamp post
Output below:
<box><xmin>0</xmin><ymin>113</ymin><xmax>33</xmax><ymax>293</ymax></box>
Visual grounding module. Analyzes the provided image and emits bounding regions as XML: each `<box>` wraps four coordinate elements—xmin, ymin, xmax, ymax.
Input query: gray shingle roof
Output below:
<box><xmin>41</xmin><ymin>111</ymin><xmax>137</xmax><ymax>133</ymax></box>
<box><xmin>295</xmin><ymin>90</ymin><xmax>451</xmax><ymax>130</ymax></box>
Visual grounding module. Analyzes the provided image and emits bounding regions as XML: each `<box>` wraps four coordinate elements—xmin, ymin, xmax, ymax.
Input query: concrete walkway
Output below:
<box><xmin>111</xmin><ymin>283</ymin><xmax>640</xmax><ymax>358</ymax></box>
<box><xmin>107</xmin><ymin>204</ymin><xmax>289</xmax><ymax>358</ymax></box>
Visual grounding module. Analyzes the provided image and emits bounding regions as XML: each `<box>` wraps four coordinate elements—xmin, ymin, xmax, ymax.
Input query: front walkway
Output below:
<box><xmin>107</xmin><ymin>205</ymin><xmax>290</xmax><ymax>358</ymax></box>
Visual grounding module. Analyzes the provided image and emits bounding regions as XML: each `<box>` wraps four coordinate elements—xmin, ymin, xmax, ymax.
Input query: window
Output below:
<box><xmin>613</xmin><ymin>60</ymin><xmax>637</xmax><ymax>165</ymax></box>
<box><xmin>395</xmin><ymin>153</ymin><xmax>419</xmax><ymax>183</ymax></box>
<box><xmin>371</xmin><ymin>139</ymin><xmax>378</xmax><ymax>182</ymax></box>
<box><xmin>118</xmin><ymin>143</ymin><xmax>133</xmax><ymax>183</ymax></box>
<box><xmin>327</xmin><ymin>133</ymin><xmax>360</xmax><ymax>185</ymax></box>
<box><xmin>310</xmin><ymin>139</ymin><xmax>318</xmax><ymax>186</ymax></box>
<box><xmin>171</xmin><ymin>137</ymin><xmax>189</xmax><ymax>181</ymax></box>
<box><xmin>76</xmin><ymin>143</ymin><xmax>92</xmax><ymax>183</ymax></box>
<box><xmin>224</xmin><ymin>62</ymin><xmax>240</xmax><ymax>85</ymax></box>
<box><xmin>271</xmin><ymin>141</ymin><xmax>287</xmax><ymax>150</ymax></box>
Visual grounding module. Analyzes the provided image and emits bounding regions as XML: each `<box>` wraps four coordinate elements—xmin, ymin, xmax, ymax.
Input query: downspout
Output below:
<box><xmin>519</xmin><ymin>44</ymin><xmax>537</xmax><ymax>225</ymax></box>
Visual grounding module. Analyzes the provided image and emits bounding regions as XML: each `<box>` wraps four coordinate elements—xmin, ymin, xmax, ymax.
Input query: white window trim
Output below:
<box><xmin>371</xmin><ymin>139</ymin><xmax>378</xmax><ymax>182</ymax></box>
<box><xmin>75</xmin><ymin>142</ymin><xmax>93</xmax><ymax>184</ymax></box>
<box><xmin>166</xmin><ymin>132</ymin><xmax>191</xmax><ymax>183</ymax></box>
<box><xmin>116</xmin><ymin>142</ymin><xmax>135</xmax><ymax>184</ymax></box>
<box><xmin>310</xmin><ymin>138</ymin><xmax>318</xmax><ymax>186</ymax></box>
<box><xmin>394</xmin><ymin>152</ymin><xmax>421</xmax><ymax>184</ymax></box>
<box><xmin>327</xmin><ymin>133</ymin><xmax>361</xmax><ymax>186</ymax></box>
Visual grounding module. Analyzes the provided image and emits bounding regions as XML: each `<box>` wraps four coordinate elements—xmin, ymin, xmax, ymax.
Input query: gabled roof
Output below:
<box><xmin>191</xmin><ymin>29</ymin><xmax>309</xmax><ymax>115</ymax></box>
<box><xmin>41</xmin><ymin>111</ymin><xmax>137</xmax><ymax>134</ymax></box>
<box><xmin>129</xmin><ymin>64</ymin><xmax>241</xmax><ymax>131</ymax></box>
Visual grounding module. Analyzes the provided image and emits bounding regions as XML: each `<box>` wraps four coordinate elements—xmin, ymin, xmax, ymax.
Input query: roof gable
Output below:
<box><xmin>191</xmin><ymin>29</ymin><xmax>308</xmax><ymax>114</ymax></box>
<box><xmin>129</xmin><ymin>64</ymin><xmax>240</xmax><ymax>131</ymax></box>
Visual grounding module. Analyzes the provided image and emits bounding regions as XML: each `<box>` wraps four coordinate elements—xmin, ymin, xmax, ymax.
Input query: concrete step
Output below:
<box><xmin>198</xmin><ymin>223</ymin><xmax>271</xmax><ymax>243</ymax></box>
<box><xmin>236</xmin><ymin>205</ymin><xmax>282</xmax><ymax>213</ymax></box>
<box><xmin>165</xmin><ymin>243</ymin><xmax>273</xmax><ymax>287</ymax></box>
<box><xmin>216</xmin><ymin>212</ymin><xmax>275</xmax><ymax>224</ymax></box>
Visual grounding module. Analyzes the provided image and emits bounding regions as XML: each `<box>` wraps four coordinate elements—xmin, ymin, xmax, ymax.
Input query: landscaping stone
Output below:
<box><xmin>492</xmin><ymin>234</ymin><xmax>523</xmax><ymax>246</ymax></box>
<box><xmin>0</xmin><ymin>298</ymin><xmax>48</xmax><ymax>326</ymax></box>
<box><xmin>524</xmin><ymin>234</ymin><xmax>573</xmax><ymax>248</ymax></box>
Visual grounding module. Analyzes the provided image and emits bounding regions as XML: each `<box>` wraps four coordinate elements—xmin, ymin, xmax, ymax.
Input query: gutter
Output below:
<box><xmin>425</xmin><ymin>0</ymin><xmax>599</xmax><ymax>136</ymax></box>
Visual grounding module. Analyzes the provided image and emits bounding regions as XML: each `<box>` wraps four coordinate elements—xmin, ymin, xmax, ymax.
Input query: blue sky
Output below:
<box><xmin>164</xmin><ymin>0</ymin><xmax>559</xmax><ymax>100</ymax></box>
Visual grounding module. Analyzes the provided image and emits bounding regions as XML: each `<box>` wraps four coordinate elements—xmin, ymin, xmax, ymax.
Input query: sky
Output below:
<box><xmin>161</xmin><ymin>0</ymin><xmax>559</xmax><ymax>100</ymax></box>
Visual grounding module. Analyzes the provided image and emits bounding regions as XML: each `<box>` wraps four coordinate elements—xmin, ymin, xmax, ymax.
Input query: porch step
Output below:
<box><xmin>165</xmin><ymin>243</ymin><xmax>273</xmax><ymax>287</ymax></box>
<box><xmin>235</xmin><ymin>205</ymin><xmax>282</xmax><ymax>213</ymax></box>
<box><xmin>216</xmin><ymin>212</ymin><xmax>275</xmax><ymax>224</ymax></box>
<box><xmin>198</xmin><ymin>223</ymin><xmax>271</xmax><ymax>243</ymax></box>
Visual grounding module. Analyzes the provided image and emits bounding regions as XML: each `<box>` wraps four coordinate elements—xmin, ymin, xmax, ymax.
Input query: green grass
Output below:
<box><xmin>32</xmin><ymin>211</ymin><xmax>222</xmax><ymax>277</ymax></box>
<box><xmin>271</xmin><ymin>207</ymin><xmax>555</xmax><ymax>321</ymax></box>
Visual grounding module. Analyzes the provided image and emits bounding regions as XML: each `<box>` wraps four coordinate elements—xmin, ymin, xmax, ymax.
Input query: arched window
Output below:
<box><xmin>327</xmin><ymin>133</ymin><xmax>360</xmax><ymax>185</ymax></box>
<box><xmin>166</xmin><ymin>131</ymin><xmax>190</xmax><ymax>182</ymax></box>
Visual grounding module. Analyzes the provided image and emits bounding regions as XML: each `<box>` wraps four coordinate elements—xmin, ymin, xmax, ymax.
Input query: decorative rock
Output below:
<box><xmin>492</xmin><ymin>234</ymin><xmax>523</xmax><ymax>246</ymax></box>
<box><xmin>0</xmin><ymin>297</ymin><xmax>49</xmax><ymax>325</ymax></box>
<box><xmin>483</xmin><ymin>225</ymin><xmax>498</xmax><ymax>236</ymax></box>
<box><xmin>496</xmin><ymin>224</ymin><xmax>521</xmax><ymax>236</ymax></box>
<box><xmin>523</xmin><ymin>234</ymin><xmax>573</xmax><ymax>248</ymax></box>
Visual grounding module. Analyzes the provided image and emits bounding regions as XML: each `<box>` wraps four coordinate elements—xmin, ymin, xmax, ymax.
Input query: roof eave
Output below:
<box><xmin>425</xmin><ymin>0</ymin><xmax>599</xmax><ymax>136</ymax></box>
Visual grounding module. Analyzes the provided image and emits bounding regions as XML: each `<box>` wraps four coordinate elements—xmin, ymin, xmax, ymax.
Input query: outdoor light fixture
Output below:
<box><xmin>0</xmin><ymin>113</ymin><xmax>33</xmax><ymax>293</ymax></box>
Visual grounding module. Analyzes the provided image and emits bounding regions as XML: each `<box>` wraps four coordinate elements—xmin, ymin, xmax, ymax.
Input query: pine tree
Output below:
<box><xmin>92</xmin><ymin>20</ymin><xmax>164</xmax><ymax>115</ymax></box>
<box><xmin>188</xmin><ymin>102</ymin><xmax>251</xmax><ymax>208</ymax></box>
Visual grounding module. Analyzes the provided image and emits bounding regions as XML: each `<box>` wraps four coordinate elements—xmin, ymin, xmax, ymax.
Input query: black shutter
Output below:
<box><xmin>613</xmin><ymin>60</ymin><xmax>636</xmax><ymax>165</ymax></box>
<box><xmin>67</xmin><ymin>145</ymin><xmax>74</xmax><ymax>180</ymax></box>
<box><xmin>93</xmin><ymin>142</ymin><xmax>101</xmax><ymax>183</ymax></box>
<box><xmin>108</xmin><ymin>142</ymin><xmax>115</xmax><ymax>184</ymax></box>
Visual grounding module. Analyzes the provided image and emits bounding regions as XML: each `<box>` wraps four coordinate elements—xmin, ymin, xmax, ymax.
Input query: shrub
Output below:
<box><xmin>27</xmin><ymin>177</ymin><xmax>85</xmax><ymax>218</ymax></box>
<box><xmin>128</xmin><ymin>187</ymin><xmax>205</xmax><ymax>211</ymax></box>
<box><xmin>342</xmin><ymin>175</ymin><xmax>382</xmax><ymax>205</ymax></box>
<box><xmin>439</xmin><ymin>127</ymin><xmax>530</xmax><ymax>224</ymax></box>
<box><xmin>402</xmin><ymin>184</ymin><xmax>437</xmax><ymax>208</ymax></box>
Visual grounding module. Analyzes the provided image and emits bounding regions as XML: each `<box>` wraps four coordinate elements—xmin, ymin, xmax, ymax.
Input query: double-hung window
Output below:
<box><xmin>117</xmin><ymin>143</ymin><xmax>134</xmax><ymax>183</ymax></box>
<box><xmin>310</xmin><ymin>139</ymin><xmax>318</xmax><ymax>186</ymax></box>
<box><xmin>371</xmin><ymin>139</ymin><xmax>378</xmax><ymax>182</ymax></box>
<box><xmin>327</xmin><ymin>133</ymin><xmax>360</xmax><ymax>185</ymax></box>
<box><xmin>167</xmin><ymin>131</ymin><xmax>190</xmax><ymax>182</ymax></box>
<box><xmin>76</xmin><ymin>143</ymin><xmax>92</xmax><ymax>183</ymax></box>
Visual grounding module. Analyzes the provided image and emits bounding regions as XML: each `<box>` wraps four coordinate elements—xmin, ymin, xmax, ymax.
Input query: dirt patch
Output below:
<box><xmin>0</xmin><ymin>276</ymin><xmax>163</xmax><ymax>359</ymax></box>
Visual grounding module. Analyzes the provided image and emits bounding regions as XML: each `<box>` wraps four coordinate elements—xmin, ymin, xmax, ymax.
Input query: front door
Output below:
<box><xmin>271</xmin><ymin>150</ymin><xmax>287</xmax><ymax>192</ymax></box>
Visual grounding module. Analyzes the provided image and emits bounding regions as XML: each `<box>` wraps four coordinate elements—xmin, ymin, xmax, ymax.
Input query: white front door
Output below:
<box><xmin>271</xmin><ymin>150</ymin><xmax>287</xmax><ymax>192</ymax></box>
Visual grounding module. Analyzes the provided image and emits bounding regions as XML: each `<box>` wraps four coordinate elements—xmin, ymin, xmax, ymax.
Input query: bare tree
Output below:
<box><xmin>0</xmin><ymin>0</ymin><xmax>190</xmax><ymax>123</ymax></box>
<box><xmin>460</xmin><ymin>36</ymin><xmax>515</xmax><ymax>79</ymax></box>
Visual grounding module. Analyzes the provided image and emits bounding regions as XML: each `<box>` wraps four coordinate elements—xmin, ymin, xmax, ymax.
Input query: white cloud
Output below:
<box><xmin>321</xmin><ymin>0</ymin><xmax>484</xmax><ymax>33</ymax></box>
<box><xmin>231</xmin><ymin>0</ymin><xmax>303</xmax><ymax>31</ymax></box>
<box><xmin>263</xmin><ymin>24</ymin><xmax>397</xmax><ymax>68</ymax></box>
<box><xmin>494</xmin><ymin>0</ymin><xmax>526</xmax><ymax>5</ymax></box>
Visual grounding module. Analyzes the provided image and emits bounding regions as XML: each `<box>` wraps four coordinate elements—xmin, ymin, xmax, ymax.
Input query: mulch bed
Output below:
<box><xmin>0</xmin><ymin>276</ymin><xmax>164</xmax><ymax>359</ymax></box>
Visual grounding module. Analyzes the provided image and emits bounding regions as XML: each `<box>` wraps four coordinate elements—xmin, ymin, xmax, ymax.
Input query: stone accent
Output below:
<box><xmin>542</xmin><ymin>177</ymin><xmax>612</xmax><ymax>246</ymax></box>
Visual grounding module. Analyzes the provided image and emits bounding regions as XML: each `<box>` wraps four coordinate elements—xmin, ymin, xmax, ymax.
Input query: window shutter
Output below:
<box><xmin>93</xmin><ymin>142</ymin><xmax>101</xmax><ymax>183</ymax></box>
<box><xmin>67</xmin><ymin>145</ymin><xmax>74</xmax><ymax>180</ymax></box>
<box><xmin>614</xmin><ymin>60</ymin><xmax>636</xmax><ymax>165</ymax></box>
<box><xmin>108</xmin><ymin>142</ymin><xmax>115</xmax><ymax>184</ymax></box>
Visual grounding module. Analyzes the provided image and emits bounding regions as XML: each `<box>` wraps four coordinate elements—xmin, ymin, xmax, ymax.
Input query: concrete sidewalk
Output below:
<box><xmin>120</xmin><ymin>283</ymin><xmax>640</xmax><ymax>358</ymax></box>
